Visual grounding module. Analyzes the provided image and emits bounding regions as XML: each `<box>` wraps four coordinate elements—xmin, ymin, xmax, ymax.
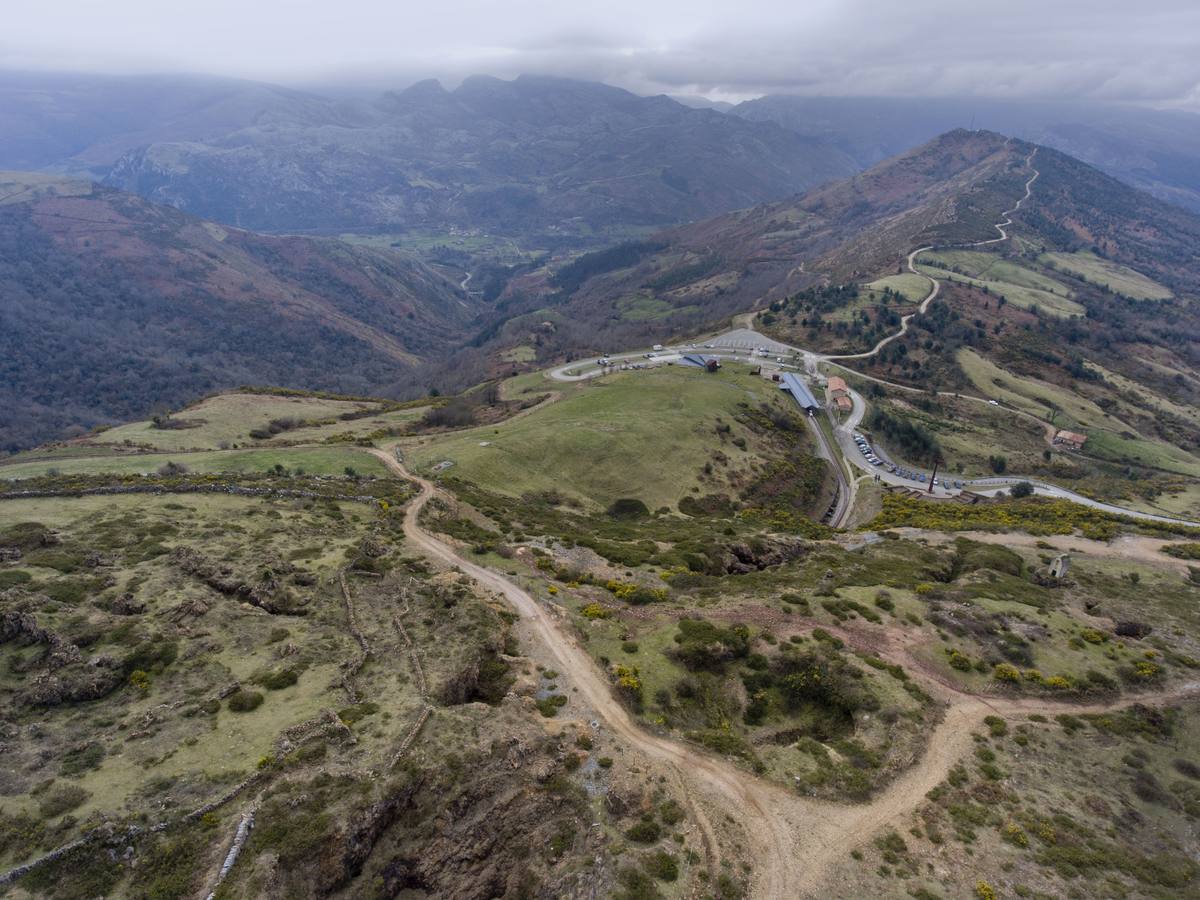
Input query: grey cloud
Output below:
<box><xmin>2</xmin><ymin>0</ymin><xmax>1199</xmax><ymax>108</ymax></box>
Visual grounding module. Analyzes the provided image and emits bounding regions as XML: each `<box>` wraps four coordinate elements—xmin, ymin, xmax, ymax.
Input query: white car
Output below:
<box><xmin>988</xmin><ymin>400</ymin><xmax>999</xmax><ymax>406</ymax></box>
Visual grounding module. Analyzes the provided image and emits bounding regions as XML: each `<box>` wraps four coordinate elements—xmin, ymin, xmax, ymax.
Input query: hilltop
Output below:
<box><xmin>733</xmin><ymin>94</ymin><xmax>1200</xmax><ymax>214</ymax></box>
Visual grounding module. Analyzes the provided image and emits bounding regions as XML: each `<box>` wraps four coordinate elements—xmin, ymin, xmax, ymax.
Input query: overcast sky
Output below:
<box><xmin>4</xmin><ymin>0</ymin><xmax>1199</xmax><ymax>107</ymax></box>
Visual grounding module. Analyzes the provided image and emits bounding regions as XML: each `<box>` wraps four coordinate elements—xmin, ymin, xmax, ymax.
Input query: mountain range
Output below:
<box><xmin>0</xmin><ymin>71</ymin><xmax>857</xmax><ymax>241</ymax></box>
<box><xmin>7</xmin><ymin>70</ymin><xmax>1200</xmax><ymax>245</ymax></box>
<box><xmin>3</xmin><ymin>102</ymin><xmax>1200</xmax><ymax>455</ymax></box>
<box><xmin>446</xmin><ymin>129</ymin><xmax>1200</xmax><ymax>426</ymax></box>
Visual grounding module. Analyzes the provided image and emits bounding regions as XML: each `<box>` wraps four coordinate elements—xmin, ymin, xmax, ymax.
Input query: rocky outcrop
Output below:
<box><xmin>0</xmin><ymin>607</ymin><xmax>124</xmax><ymax>706</ymax></box>
<box><xmin>720</xmin><ymin>537</ymin><xmax>810</xmax><ymax>574</ymax></box>
<box><xmin>308</xmin><ymin>754</ymin><xmax>599</xmax><ymax>900</ymax></box>
<box><xmin>173</xmin><ymin>548</ymin><xmax>306</xmax><ymax>615</ymax></box>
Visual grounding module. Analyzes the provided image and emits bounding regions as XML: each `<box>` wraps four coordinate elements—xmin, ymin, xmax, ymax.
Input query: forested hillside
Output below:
<box><xmin>0</xmin><ymin>174</ymin><xmax>472</xmax><ymax>451</ymax></box>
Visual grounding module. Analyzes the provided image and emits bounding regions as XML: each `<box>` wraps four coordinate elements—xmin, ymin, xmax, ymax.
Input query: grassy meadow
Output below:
<box><xmin>0</xmin><ymin>445</ymin><xmax>386</xmax><ymax>480</ymax></box>
<box><xmin>406</xmin><ymin>365</ymin><xmax>802</xmax><ymax>510</ymax></box>
<box><xmin>1040</xmin><ymin>250</ymin><xmax>1173</xmax><ymax>300</ymax></box>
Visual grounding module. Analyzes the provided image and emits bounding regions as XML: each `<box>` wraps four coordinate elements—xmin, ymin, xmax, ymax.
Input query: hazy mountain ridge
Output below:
<box><xmin>95</xmin><ymin>74</ymin><xmax>858</xmax><ymax>238</ymax></box>
<box><xmin>733</xmin><ymin>94</ymin><xmax>1200</xmax><ymax>214</ymax></box>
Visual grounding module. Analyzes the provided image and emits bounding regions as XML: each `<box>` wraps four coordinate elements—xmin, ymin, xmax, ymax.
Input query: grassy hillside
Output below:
<box><xmin>1040</xmin><ymin>250</ymin><xmax>1173</xmax><ymax>300</ymax></box>
<box><xmin>917</xmin><ymin>249</ymin><xmax>1084</xmax><ymax>318</ymax></box>
<box><xmin>408</xmin><ymin>366</ymin><xmax>810</xmax><ymax>511</ymax></box>
<box><xmin>0</xmin><ymin>445</ymin><xmax>386</xmax><ymax>480</ymax></box>
<box><xmin>86</xmin><ymin>392</ymin><xmax>428</xmax><ymax>452</ymax></box>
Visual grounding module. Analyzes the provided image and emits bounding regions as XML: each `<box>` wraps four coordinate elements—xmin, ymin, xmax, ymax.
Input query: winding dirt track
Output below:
<box><xmin>368</xmin><ymin>448</ymin><xmax>1198</xmax><ymax>898</ymax></box>
<box><xmin>825</xmin><ymin>147</ymin><xmax>1040</xmax><ymax>363</ymax></box>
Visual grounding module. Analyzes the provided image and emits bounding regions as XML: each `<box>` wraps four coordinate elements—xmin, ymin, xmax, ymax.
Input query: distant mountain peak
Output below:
<box><xmin>395</xmin><ymin>77</ymin><xmax>449</xmax><ymax>99</ymax></box>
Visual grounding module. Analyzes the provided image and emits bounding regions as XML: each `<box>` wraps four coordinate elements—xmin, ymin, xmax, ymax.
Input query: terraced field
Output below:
<box><xmin>917</xmin><ymin>250</ymin><xmax>1085</xmax><ymax>317</ymax></box>
<box><xmin>1040</xmin><ymin>250</ymin><xmax>1173</xmax><ymax>300</ymax></box>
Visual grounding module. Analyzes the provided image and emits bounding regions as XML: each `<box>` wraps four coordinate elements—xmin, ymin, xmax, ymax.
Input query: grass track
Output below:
<box><xmin>0</xmin><ymin>446</ymin><xmax>386</xmax><ymax>480</ymax></box>
<box><xmin>97</xmin><ymin>393</ymin><xmax>386</xmax><ymax>451</ymax></box>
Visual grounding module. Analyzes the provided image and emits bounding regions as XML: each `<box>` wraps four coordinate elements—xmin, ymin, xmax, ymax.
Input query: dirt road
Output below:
<box><xmin>826</xmin><ymin>148</ymin><xmax>1038</xmax><ymax>364</ymax></box>
<box><xmin>367</xmin><ymin>447</ymin><xmax>1198</xmax><ymax>898</ymax></box>
<box><xmin>369</xmin><ymin>449</ymin><xmax>804</xmax><ymax>895</ymax></box>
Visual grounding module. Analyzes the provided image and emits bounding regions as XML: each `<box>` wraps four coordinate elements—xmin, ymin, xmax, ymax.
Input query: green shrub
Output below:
<box><xmin>672</xmin><ymin>619</ymin><xmax>751</xmax><ymax>671</ymax></box>
<box><xmin>608</xmin><ymin>498</ymin><xmax>651</xmax><ymax>520</ymax></box>
<box><xmin>983</xmin><ymin>716</ymin><xmax>1008</xmax><ymax>737</ymax></box>
<box><xmin>337</xmin><ymin>701</ymin><xmax>380</xmax><ymax>725</ymax></box>
<box><xmin>256</xmin><ymin>668</ymin><xmax>299</xmax><ymax>690</ymax></box>
<box><xmin>22</xmin><ymin>548</ymin><xmax>86</xmax><ymax>573</ymax></box>
<box><xmin>615</xmin><ymin>865</ymin><xmax>660</xmax><ymax>900</ymax></box>
<box><xmin>947</xmin><ymin>649</ymin><xmax>973</xmax><ymax>671</ymax></box>
<box><xmin>643</xmin><ymin>850</ymin><xmax>679</xmax><ymax>881</ymax></box>
<box><xmin>0</xmin><ymin>570</ymin><xmax>32</xmax><ymax>589</ymax></box>
<box><xmin>59</xmin><ymin>742</ymin><xmax>105</xmax><ymax>776</ymax></box>
<box><xmin>39</xmin><ymin>784</ymin><xmax>90</xmax><ymax>819</ymax></box>
<box><xmin>625</xmin><ymin>818</ymin><xmax>662</xmax><ymax>844</ymax></box>
<box><xmin>228</xmin><ymin>690</ymin><xmax>264</xmax><ymax>713</ymax></box>
<box><xmin>1163</xmin><ymin>542</ymin><xmax>1200</xmax><ymax>560</ymax></box>
<box><xmin>536</xmin><ymin>694</ymin><xmax>568</xmax><ymax>717</ymax></box>
<box><xmin>658</xmin><ymin>799</ymin><xmax>685</xmax><ymax>825</ymax></box>
<box><xmin>0</xmin><ymin>522</ymin><xmax>52</xmax><ymax>551</ymax></box>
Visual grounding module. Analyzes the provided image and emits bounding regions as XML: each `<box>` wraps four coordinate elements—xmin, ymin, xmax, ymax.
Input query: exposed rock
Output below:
<box><xmin>721</xmin><ymin>537</ymin><xmax>809</xmax><ymax>574</ymax></box>
<box><xmin>1</xmin><ymin>607</ymin><xmax>124</xmax><ymax>706</ymax></box>
<box><xmin>23</xmin><ymin>655</ymin><xmax>123</xmax><ymax>707</ymax></box>
<box><xmin>1115</xmin><ymin>621</ymin><xmax>1153</xmax><ymax>639</ymax></box>
<box><xmin>172</xmin><ymin>547</ymin><xmax>307</xmax><ymax>615</ymax></box>
<box><xmin>110</xmin><ymin>592</ymin><xmax>145</xmax><ymax>616</ymax></box>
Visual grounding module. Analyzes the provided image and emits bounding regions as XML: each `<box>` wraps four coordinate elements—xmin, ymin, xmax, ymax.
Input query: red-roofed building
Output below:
<box><xmin>826</xmin><ymin>375</ymin><xmax>852</xmax><ymax>415</ymax></box>
<box><xmin>1053</xmin><ymin>430</ymin><xmax>1087</xmax><ymax>450</ymax></box>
